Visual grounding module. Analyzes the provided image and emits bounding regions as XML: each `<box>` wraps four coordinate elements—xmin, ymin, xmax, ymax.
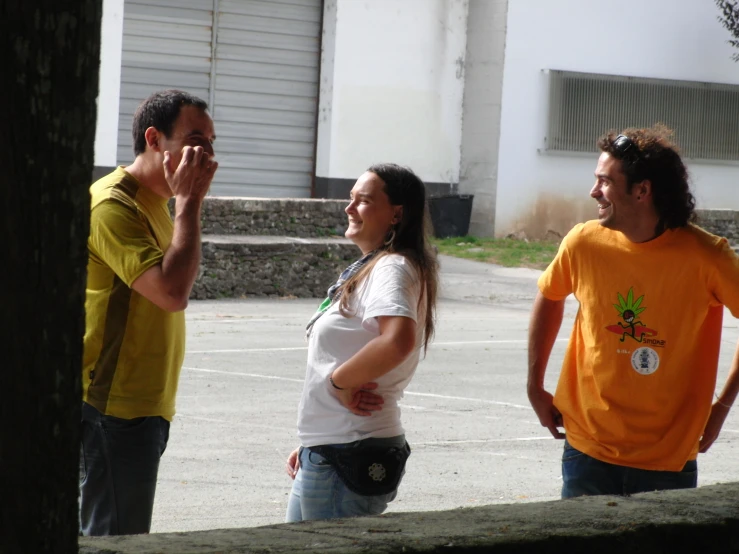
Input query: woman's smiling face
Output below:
<box><xmin>344</xmin><ymin>171</ymin><xmax>401</xmax><ymax>254</ymax></box>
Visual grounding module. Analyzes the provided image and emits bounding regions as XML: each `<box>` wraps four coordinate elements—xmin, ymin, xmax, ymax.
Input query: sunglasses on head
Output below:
<box><xmin>612</xmin><ymin>134</ymin><xmax>637</xmax><ymax>156</ymax></box>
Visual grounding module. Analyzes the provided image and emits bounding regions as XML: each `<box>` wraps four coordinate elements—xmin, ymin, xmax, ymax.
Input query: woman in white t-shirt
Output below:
<box><xmin>285</xmin><ymin>163</ymin><xmax>439</xmax><ymax>522</ymax></box>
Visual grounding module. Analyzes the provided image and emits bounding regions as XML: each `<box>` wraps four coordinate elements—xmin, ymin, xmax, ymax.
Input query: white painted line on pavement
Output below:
<box><xmin>400</xmin><ymin>403</ymin><xmax>504</xmax><ymax>420</ymax></box>
<box><xmin>187</xmin><ymin>347</ymin><xmax>308</xmax><ymax>354</ymax></box>
<box><xmin>183</xmin><ymin>366</ymin><xmax>304</xmax><ymax>383</ymax></box>
<box><xmin>182</xmin><ymin>366</ymin><xmax>529</xmax><ymax>410</ymax></box>
<box><xmin>484</xmin><ymin>452</ymin><xmax>543</xmax><ymax>461</ymax></box>
<box><xmin>176</xmin><ymin>413</ymin><xmax>294</xmax><ymax>433</ymax></box>
<box><xmin>415</xmin><ymin>437</ymin><xmax>554</xmax><ymax>446</ymax></box>
<box><xmin>403</xmin><ymin>390</ymin><xmax>529</xmax><ymax>409</ymax></box>
<box><xmin>186</xmin><ymin>338</ymin><xmax>567</xmax><ymax>354</ymax></box>
<box><xmin>432</xmin><ymin>338</ymin><xmax>567</xmax><ymax>346</ymax></box>
<box><xmin>192</xmin><ymin>319</ymin><xmax>274</xmax><ymax>324</ymax></box>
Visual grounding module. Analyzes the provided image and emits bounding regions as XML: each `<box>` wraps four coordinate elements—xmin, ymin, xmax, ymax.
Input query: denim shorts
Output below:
<box><xmin>285</xmin><ymin>435</ymin><xmax>405</xmax><ymax>522</ymax></box>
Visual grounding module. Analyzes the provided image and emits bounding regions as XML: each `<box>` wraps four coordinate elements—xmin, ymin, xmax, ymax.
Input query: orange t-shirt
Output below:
<box><xmin>539</xmin><ymin>221</ymin><xmax>739</xmax><ymax>471</ymax></box>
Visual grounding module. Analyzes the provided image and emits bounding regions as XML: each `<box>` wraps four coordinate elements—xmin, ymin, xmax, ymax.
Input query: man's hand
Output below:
<box><xmin>285</xmin><ymin>447</ymin><xmax>300</xmax><ymax>480</ymax></box>
<box><xmin>699</xmin><ymin>402</ymin><xmax>731</xmax><ymax>453</ymax></box>
<box><xmin>528</xmin><ymin>292</ymin><xmax>566</xmax><ymax>439</ymax></box>
<box><xmin>163</xmin><ymin>146</ymin><xmax>218</xmax><ymax>201</ymax></box>
<box><xmin>528</xmin><ymin>387</ymin><xmax>565</xmax><ymax>439</ymax></box>
<box><xmin>333</xmin><ymin>381</ymin><xmax>384</xmax><ymax>416</ymax></box>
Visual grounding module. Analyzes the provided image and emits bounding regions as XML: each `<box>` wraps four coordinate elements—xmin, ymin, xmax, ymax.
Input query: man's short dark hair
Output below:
<box><xmin>597</xmin><ymin>124</ymin><xmax>696</xmax><ymax>231</ymax></box>
<box><xmin>131</xmin><ymin>90</ymin><xmax>208</xmax><ymax>156</ymax></box>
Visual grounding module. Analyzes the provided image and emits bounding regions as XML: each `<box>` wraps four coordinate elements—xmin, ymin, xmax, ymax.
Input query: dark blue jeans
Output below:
<box><xmin>79</xmin><ymin>402</ymin><xmax>170</xmax><ymax>535</ymax></box>
<box><xmin>561</xmin><ymin>440</ymin><xmax>697</xmax><ymax>499</ymax></box>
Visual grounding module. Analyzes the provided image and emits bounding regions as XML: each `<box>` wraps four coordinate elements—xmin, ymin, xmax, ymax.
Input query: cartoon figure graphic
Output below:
<box><xmin>605</xmin><ymin>287</ymin><xmax>658</xmax><ymax>343</ymax></box>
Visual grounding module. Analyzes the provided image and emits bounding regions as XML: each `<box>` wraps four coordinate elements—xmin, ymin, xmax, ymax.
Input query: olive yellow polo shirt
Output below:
<box><xmin>83</xmin><ymin>167</ymin><xmax>185</xmax><ymax>421</ymax></box>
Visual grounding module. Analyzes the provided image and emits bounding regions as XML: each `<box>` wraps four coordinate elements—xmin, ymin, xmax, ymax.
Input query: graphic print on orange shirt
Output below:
<box><xmin>605</xmin><ymin>287</ymin><xmax>662</xmax><ymax>346</ymax></box>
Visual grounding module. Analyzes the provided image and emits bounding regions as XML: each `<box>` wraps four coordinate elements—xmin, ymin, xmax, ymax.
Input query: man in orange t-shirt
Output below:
<box><xmin>528</xmin><ymin>125</ymin><xmax>739</xmax><ymax>498</ymax></box>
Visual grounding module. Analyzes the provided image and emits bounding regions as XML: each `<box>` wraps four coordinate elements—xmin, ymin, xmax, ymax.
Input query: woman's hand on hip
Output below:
<box><xmin>286</xmin><ymin>447</ymin><xmax>300</xmax><ymax>479</ymax></box>
<box><xmin>336</xmin><ymin>381</ymin><xmax>385</xmax><ymax>416</ymax></box>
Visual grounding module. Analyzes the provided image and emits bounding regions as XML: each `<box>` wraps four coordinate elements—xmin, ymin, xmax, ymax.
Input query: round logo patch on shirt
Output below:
<box><xmin>631</xmin><ymin>347</ymin><xmax>660</xmax><ymax>375</ymax></box>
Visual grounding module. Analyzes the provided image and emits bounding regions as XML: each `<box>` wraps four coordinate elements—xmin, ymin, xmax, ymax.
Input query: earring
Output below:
<box><xmin>384</xmin><ymin>229</ymin><xmax>396</xmax><ymax>247</ymax></box>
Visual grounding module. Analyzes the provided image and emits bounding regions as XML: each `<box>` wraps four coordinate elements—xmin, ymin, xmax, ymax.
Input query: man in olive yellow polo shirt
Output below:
<box><xmin>80</xmin><ymin>90</ymin><xmax>218</xmax><ymax>535</ymax></box>
<box><xmin>528</xmin><ymin>125</ymin><xmax>739</xmax><ymax>498</ymax></box>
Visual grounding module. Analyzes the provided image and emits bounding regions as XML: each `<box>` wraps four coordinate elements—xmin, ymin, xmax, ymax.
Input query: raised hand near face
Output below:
<box><xmin>163</xmin><ymin>145</ymin><xmax>218</xmax><ymax>202</ymax></box>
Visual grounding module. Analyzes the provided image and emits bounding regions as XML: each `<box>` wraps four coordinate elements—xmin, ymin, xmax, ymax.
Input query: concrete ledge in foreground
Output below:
<box><xmin>79</xmin><ymin>482</ymin><xmax>739</xmax><ymax>553</ymax></box>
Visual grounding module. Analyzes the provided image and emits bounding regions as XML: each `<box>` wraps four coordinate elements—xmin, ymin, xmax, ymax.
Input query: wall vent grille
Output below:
<box><xmin>546</xmin><ymin>70</ymin><xmax>739</xmax><ymax>161</ymax></box>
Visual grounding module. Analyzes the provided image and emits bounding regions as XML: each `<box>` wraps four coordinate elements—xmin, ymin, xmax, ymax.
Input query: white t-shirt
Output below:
<box><xmin>297</xmin><ymin>254</ymin><xmax>424</xmax><ymax>447</ymax></box>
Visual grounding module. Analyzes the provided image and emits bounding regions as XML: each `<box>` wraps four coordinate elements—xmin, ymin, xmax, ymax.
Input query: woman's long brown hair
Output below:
<box><xmin>336</xmin><ymin>163</ymin><xmax>438</xmax><ymax>353</ymax></box>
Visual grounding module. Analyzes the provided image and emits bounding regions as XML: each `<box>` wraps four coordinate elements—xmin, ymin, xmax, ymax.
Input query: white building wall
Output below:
<box><xmin>94</xmin><ymin>0</ymin><xmax>124</xmax><ymax>168</ymax></box>
<box><xmin>459</xmin><ymin>0</ymin><xmax>508</xmax><ymax>236</ymax></box>
<box><xmin>495</xmin><ymin>0</ymin><xmax>739</xmax><ymax>237</ymax></box>
<box><xmin>316</xmin><ymin>0</ymin><xmax>468</xmax><ymax>190</ymax></box>
<box><xmin>315</xmin><ymin>0</ymin><xmax>338</xmax><ymax>180</ymax></box>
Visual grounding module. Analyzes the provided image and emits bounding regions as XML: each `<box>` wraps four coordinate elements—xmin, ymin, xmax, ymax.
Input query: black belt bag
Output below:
<box><xmin>309</xmin><ymin>440</ymin><xmax>411</xmax><ymax>496</ymax></box>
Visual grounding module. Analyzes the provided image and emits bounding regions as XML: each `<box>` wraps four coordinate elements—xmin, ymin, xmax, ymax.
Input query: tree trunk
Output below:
<box><xmin>0</xmin><ymin>1</ymin><xmax>101</xmax><ymax>552</ymax></box>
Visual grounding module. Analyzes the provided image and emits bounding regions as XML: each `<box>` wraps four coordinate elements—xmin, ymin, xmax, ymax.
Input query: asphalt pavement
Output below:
<box><xmin>150</xmin><ymin>255</ymin><xmax>739</xmax><ymax>532</ymax></box>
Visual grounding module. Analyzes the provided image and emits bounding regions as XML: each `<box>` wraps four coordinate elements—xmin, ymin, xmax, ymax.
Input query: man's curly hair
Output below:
<box><xmin>597</xmin><ymin>124</ymin><xmax>696</xmax><ymax>231</ymax></box>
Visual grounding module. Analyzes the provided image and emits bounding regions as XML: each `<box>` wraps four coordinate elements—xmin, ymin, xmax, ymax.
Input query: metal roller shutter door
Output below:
<box><xmin>213</xmin><ymin>0</ymin><xmax>321</xmax><ymax>197</ymax></box>
<box><xmin>117</xmin><ymin>0</ymin><xmax>321</xmax><ymax>198</ymax></box>
<box><xmin>117</xmin><ymin>0</ymin><xmax>213</xmax><ymax>165</ymax></box>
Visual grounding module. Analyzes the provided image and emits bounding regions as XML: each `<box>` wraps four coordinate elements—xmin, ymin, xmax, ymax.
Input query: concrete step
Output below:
<box><xmin>193</xmin><ymin>235</ymin><xmax>358</xmax><ymax>300</ymax></box>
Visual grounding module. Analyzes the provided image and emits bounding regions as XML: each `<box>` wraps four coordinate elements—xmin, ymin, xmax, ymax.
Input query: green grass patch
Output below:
<box><xmin>431</xmin><ymin>236</ymin><xmax>559</xmax><ymax>269</ymax></box>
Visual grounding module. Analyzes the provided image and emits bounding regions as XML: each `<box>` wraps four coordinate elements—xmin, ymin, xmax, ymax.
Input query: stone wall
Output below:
<box><xmin>186</xmin><ymin>203</ymin><xmax>739</xmax><ymax>300</ymax></box>
<box><xmin>198</xmin><ymin>197</ymin><xmax>348</xmax><ymax>238</ymax></box>
<box><xmin>191</xmin><ymin>202</ymin><xmax>739</xmax><ymax>242</ymax></box>
<box><xmin>193</xmin><ymin>237</ymin><xmax>358</xmax><ymax>299</ymax></box>
<box><xmin>695</xmin><ymin>209</ymin><xmax>739</xmax><ymax>243</ymax></box>
<box><xmin>184</xmin><ymin>198</ymin><xmax>355</xmax><ymax>300</ymax></box>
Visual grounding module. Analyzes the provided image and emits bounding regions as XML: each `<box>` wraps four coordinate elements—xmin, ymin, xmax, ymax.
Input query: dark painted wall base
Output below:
<box><xmin>315</xmin><ymin>176</ymin><xmax>455</xmax><ymax>199</ymax></box>
<box><xmin>92</xmin><ymin>165</ymin><xmax>117</xmax><ymax>182</ymax></box>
